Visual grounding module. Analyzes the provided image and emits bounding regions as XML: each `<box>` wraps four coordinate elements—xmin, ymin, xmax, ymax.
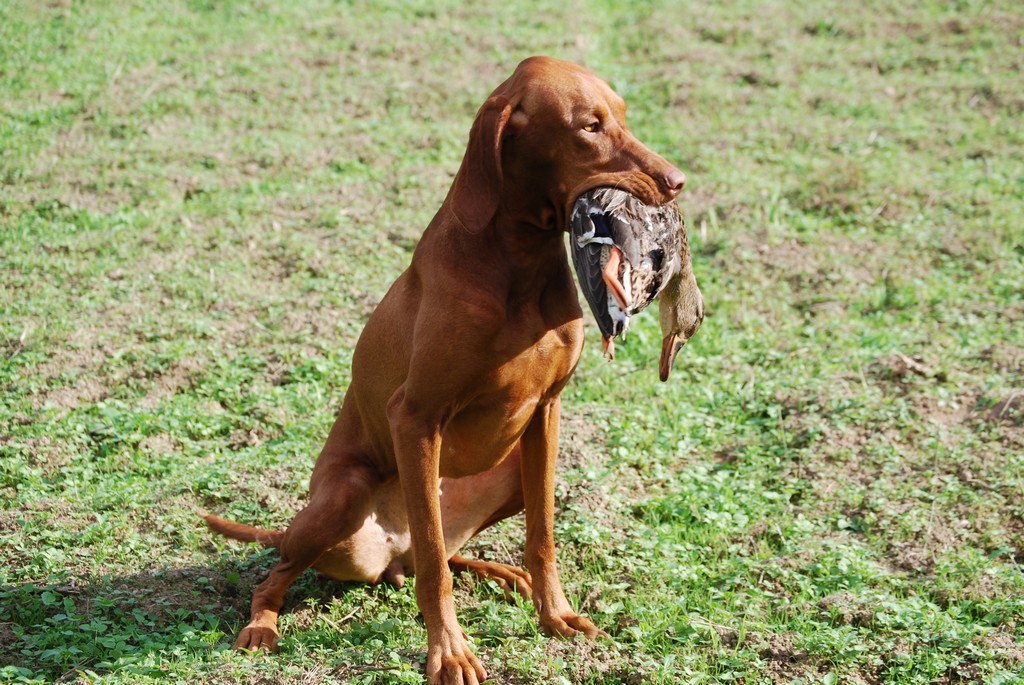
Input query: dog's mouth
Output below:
<box><xmin>568</xmin><ymin>187</ymin><xmax>684</xmax><ymax>357</ymax></box>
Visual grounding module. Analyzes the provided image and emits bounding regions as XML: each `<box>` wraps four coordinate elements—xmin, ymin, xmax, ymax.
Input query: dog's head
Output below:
<box><xmin>448</xmin><ymin>56</ymin><xmax>686</xmax><ymax>234</ymax></box>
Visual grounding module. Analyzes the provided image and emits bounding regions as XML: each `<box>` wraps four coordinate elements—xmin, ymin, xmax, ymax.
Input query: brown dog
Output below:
<box><xmin>206</xmin><ymin>56</ymin><xmax>701</xmax><ymax>685</ymax></box>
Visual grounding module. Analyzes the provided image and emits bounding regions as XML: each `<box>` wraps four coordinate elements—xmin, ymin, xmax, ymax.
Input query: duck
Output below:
<box><xmin>570</xmin><ymin>187</ymin><xmax>698</xmax><ymax>366</ymax></box>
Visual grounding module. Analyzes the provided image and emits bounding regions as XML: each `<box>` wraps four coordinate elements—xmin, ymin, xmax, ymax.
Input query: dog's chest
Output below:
<box><xmin>437</xmin><ymin>322</ymin><xmax>582</xmax><ymax>477</ymax></box>
<box><xmin>500</xmin><ymin>308</ymin><xmax>583</xmax><ymax>391</ymax></box>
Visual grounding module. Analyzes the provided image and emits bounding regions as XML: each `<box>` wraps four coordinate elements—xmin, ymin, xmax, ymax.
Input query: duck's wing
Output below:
<box><xmin>570</xmin><ymin>211</ymin><xmax>618</xmax><ymax>339</ymax></box>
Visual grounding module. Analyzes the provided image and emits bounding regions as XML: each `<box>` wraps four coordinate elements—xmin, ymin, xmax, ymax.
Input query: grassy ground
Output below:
<box><xmin>2</xmin><ymin>0</ymin><xmax>1023</xmax><ymax>683</ymax></box>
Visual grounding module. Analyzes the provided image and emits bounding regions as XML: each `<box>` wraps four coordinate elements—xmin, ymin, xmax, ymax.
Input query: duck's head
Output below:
<box><xmin>658</xmin><ymin>264</ymin><xmax>704</xmax><ymax>382</ymax></box>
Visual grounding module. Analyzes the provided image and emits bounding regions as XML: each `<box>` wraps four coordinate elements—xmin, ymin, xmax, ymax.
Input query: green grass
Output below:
<box><xmin>2</xmin><ymin>0</ymin><xmax>1023</xmax><ymax>683</ymax></box>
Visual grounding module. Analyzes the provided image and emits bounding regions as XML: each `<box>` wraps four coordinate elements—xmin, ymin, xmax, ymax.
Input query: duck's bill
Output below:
<box><xmin>659</xmin><ymin>333</ymin><xmax>684</xmax><ymax>382</ymax></box>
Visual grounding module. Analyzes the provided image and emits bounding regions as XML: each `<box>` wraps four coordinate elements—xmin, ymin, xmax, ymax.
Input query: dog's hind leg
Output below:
<box><xmin>232</xmin><ymin>460</ymin><xmax>376</xmax><ymax>652</ymax></box>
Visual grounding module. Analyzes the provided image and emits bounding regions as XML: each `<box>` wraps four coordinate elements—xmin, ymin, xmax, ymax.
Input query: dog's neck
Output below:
<box><xmin>415</xmin><ymin>200</ymin><xmax>575</xmax><ymax>317</ymax></box>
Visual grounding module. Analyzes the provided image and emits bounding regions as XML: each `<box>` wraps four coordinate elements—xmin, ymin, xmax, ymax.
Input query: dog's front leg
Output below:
<box><xmin>521</xmin><ymin>396</ymin><xmax>605</xmax><ymax>639</ymax></box>
<box><xmin>387</xmin><ymin>387</ymin><xmax>486</xmax><ymax>685</ymax></box>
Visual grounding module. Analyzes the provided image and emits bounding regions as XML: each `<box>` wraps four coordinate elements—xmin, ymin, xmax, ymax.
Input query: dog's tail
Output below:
<box><xmin>202</xmin><ymin>511</ymin><xmax>284</xmax><ymax>548</ymax></box>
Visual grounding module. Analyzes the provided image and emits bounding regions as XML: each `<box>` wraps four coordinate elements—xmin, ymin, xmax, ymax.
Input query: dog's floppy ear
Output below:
<box><xmin>448</xmin><ymin>95</ymin><xmax>514</xmax><ymax>232</ymax></box>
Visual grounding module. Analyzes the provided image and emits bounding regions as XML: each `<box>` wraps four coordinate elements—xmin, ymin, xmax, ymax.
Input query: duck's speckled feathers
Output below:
<box><xmin>569</xmin><ymin>188</ymin><xmax>684</xmax><ymax>346</ymax></box>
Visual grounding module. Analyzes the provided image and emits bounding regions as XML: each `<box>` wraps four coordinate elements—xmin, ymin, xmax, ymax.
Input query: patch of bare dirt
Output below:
<box><xmin>983</xmin><ymin>629</ymin><xmax>1024</xmax><ymax>665</ymax></box>
<box><xmin>36</xmin><ymin>372</ymin><xmax>108</xmax><ymax>412</ymax></box>
<box><xmin>943</xmin><ymin>661</ymin><xmax>986</xmax><ymax>684</ymax></box>
<box><xmin>752</xmin><ymin>632</ymin><xmax>816</xmax><ymax>683</ymax></box>
<box><xmin>0</xmin><ymin>620</ymin><xmax>16</xmax><ymax>656</ymax></box>
<box><xmin>483</xmin><ymin>637</ymin><xmax>651</xmax><ymax>685</ymax></box>
<box><xmin>138</xmin><ymin>432</ymin><xmax>178</xmax><ymax>455</ymax></box>
<box><xmin>138</xmin><ymin>357</ymin><xmax>205</xmax><ymax>410</ymax></box>
<box><xmin>887</xmin><ymin>539</ymin><xmax>937</xmax><ymax>575</ymax></box>
<box><xmin>818</xmin><ymin>592</ymin><xmax>874</xmax><ymax>627</ymax></box>
<box><xmin>551</xmin><ymin>638</ymin><xmax>652</xmax><ymax>685</ymax></box>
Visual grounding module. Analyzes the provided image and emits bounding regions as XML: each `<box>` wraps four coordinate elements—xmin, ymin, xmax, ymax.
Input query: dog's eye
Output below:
<box><xmin>582</xmin><ymin>121</ymin><xmax>600</xmax><ymax>133</ymax></box>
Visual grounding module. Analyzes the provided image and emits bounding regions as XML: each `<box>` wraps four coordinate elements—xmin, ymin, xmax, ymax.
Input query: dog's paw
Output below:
<box><xmin>427</xmin><ymin>629</ymin><xmax>487</xmax><ymax>685</ymax></box>
<box><xmin>490</xmin><ymin>566</ymin><xmax>533</xmax><ymax>602</ymax></box>
<box><xmin>232</xmin><ymin>623</ymin><xmax>280</xmax><ymax>653</ymax></box>
<box><xmin>540</xmin><ymin>611</ymin><xmax>607</xmax><ymax>640</ymax></box>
